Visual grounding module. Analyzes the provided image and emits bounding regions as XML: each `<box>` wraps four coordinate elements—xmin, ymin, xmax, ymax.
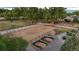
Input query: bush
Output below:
<box><xmin>60</xmin><ymin>29</ymin><xmax>79</xmax><ymax>51</ymax></box>
<box><xmin>73</xmin><ymin>18</ymin><xmax>79</xmax><ymax>23</ymax></box>
<box><xmin>0</xmin><ymin>35</ymin><xmax>28</xmax><ymax>51</ymax></box>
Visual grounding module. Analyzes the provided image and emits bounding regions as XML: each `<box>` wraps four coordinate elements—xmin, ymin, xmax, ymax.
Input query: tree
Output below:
<box><xmin>2</xmin><ymin>7</ymin><xmax>67</xmax><ymax>23</ymax></box>
<box><xmin>48</xmin><ymin>7</ymin><xmax>67</xmax><ymax>22</ymax></box>
<box><xmin>73</xmin><ymin>11</ymin><xmax>79</xmax><ymax>16</ymax></box>
<box><xmin>5</xmin><ymin>9</ymin><xmax>19</xmax><ymax>21</ymax></box>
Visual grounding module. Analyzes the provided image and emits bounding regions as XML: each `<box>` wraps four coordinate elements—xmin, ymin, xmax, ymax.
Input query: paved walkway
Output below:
<box><xmin>27</xmin><ymin>38</ymin><xmax>64</xmax><ymax>51</ymax></box>
<box><xmin>27</xmin><ymin>33</ymin><xmax>66</xmax><ymax>51</ymax></box>
<box><xmin>40</xmin><ymin>33</ymin><xmax>66</xmax><ymax>51</ymax></box>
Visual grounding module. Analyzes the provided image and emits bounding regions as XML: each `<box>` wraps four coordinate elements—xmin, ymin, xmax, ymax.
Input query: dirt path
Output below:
<box><xmin>55</xmin><ymin>24</ymin><xmax>77</xmax><ymax>30</ymax></box>
<box><xmin>0</xmin><ymin>23</ymin><xmax>75</xmax><ymax>51</ymax></box>
<box><xmin>8</xmin><ymin>24</ymin><xmax>55</xmax><ymax>42</ymax></box>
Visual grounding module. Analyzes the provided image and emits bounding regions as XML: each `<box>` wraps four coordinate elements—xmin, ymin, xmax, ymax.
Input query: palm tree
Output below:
<box><xmin>3</xmin><ymin>7</ymin><xmax>67</xmax><ymax>23</ymax></box>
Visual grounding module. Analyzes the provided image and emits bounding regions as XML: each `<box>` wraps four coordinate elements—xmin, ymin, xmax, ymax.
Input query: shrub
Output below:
<box><xmin>0</xmin><ymin>35</ymin><xmax>9</xmax><ymax>51</ymax></box>
<box><xmin>60</xmin><ymin>29</ymin><xmax>79</xmax><ymax>51</ymax></box>
<box><xmin>0</xmin><ymin>35</ymin><xmax>28</xmax><ymax>51</ymax></box>
<box><xmin>73</xmin><ymin>18</ymin><xmax>79</xmax><ymax>23</ymax></box>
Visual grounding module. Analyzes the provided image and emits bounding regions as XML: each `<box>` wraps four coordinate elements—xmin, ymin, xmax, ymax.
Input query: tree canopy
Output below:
<box><xmin>0</xmin><ymin>7</ymin><xmax>67</xmax><ymax>23</ymax></box>
<box><xmin>73</xmin><ymin>11</ymin><xmax>79</xmax><ymax>16</ymax></box>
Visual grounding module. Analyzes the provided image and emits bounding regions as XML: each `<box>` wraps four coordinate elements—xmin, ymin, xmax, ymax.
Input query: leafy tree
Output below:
<box><xmin>73</xmin><ymin>11</ymin><xmax>79</xmax><ymax>16</ymax></box>
<box><xmin>1</xmin><ymin>7</ymin><xmax>67</xmax><ymax>23</ymax></box>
